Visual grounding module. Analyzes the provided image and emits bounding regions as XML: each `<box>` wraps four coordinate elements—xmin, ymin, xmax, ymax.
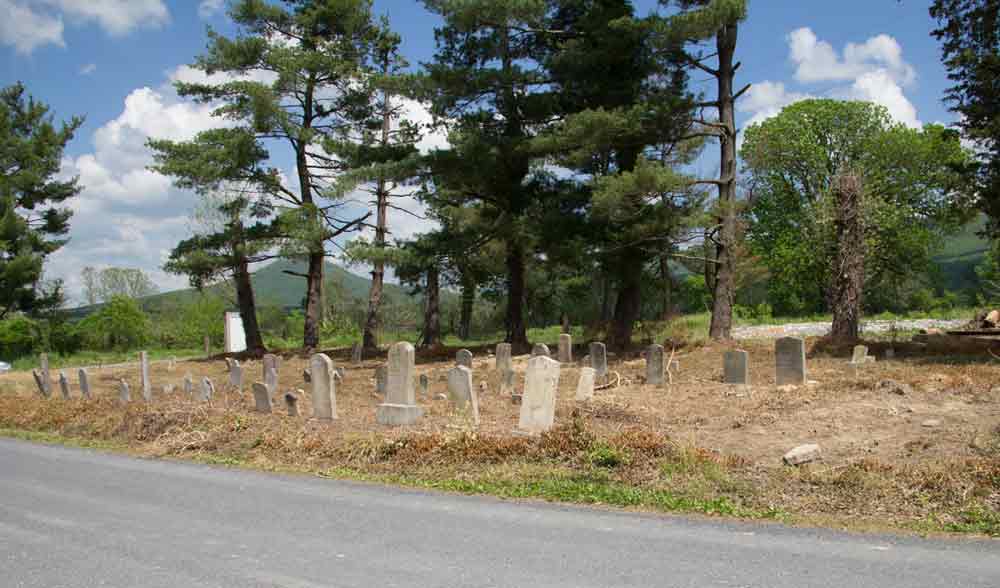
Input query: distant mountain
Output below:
<box><xmin>933</xmin><ymin>216</ymin><xmax>989</xmax><ymax>294</ymax></box>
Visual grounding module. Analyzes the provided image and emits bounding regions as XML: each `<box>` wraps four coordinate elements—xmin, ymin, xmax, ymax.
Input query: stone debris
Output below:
<box><xmin>783</xmin><ymin>444</ymin><xmax>821</xmax><ymax>466</ymax></box>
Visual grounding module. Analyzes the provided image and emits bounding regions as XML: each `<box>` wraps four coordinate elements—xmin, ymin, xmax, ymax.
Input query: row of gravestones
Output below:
<box><xmin>722</xmin><ymin>337</ymin><xmax>810</xmax><ymax>386</ymax></box>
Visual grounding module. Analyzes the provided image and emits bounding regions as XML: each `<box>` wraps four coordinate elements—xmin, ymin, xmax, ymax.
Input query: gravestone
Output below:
<box><xmin>302</xmin><ymin>368</ymin><xmax>311</xmax><ymax>383</ymax></box>
<box><xmin>376</xmin><ymin>342</ymin><xmax>423</xmax><ymax>425</ymax></box>
<box><xmin>500</xmin><ymin>369</ymin><xmax>516</xmax><ymax>396</ymax></box>
<box><xmin>447</xmin><ymin>365</ymin><xmax>474</xmax><ymax>410</ymax></box>
<box><xmin>183</xmin><ymin>374</ymin><xmax>194</xmax><ymax>397</ymax></box>
<box><xmin>576</xmin><ymin>367</ymin><xmax>596</xmax><ymax>402</ymax></box>
<box><xmin>265</xmin><ymin>367</ymin><xmax>279</xmax><ymax>398</ymax></box>
<box><xmin>78</xmin><ymin>369</ymin><xmax>91</xmax><ymax>399</ymax></box>
<box><xmin>775</xmin><ymin>337</ymin><xmax>807</xmax><ymax>386</ymax></box>
<box><xmin>646</xmin><ymin>344</ymin><xmax>665</xmax><ymax>387</ymax></box>
<box><xmin>31</xmin><ymin>370</ymin><xmax>48</xmax><ymax>398</ymax></box>
<box><xmin>531</xmin><ymin>343</ymin><xmax>550</xmax><ymax>358</ymax></box>
<box><xmin>723</xmin><ymin>350</ymin><xmax>750</xmax><ymax>385</ymax></box>
<box><xmin>517</xmin><ymin>356</ymin><xmax>561</xmax><ymax>435</ymax></box>
<box><xmin>558</xmin><ymin>334</ymin><xmax>572</xmax><ymax>363</ymax></box>
<box><xmin>351</xmin><ymin>343</ymin><xmax>363</xmax><ymax>364</ymax></box>
<box><xmin>589</xmin><ymin>342</ymin><xmax>608</xmax><ymax>381</ymax></box>
<box><xmin>229</xmin><ymin>359</ymin><xmax>243</xmax><ymax>390</ymax></box>
<box><xmin>456</xmin><ymin>349</ymin><xmax>473</xmax><ymax>369</ymax></box>
<box><xmin>201</xmin><ymin>377</ymin><xmax>215</xmax><ymax>402</ymax></box>
<box><xmin>168</xmin><ymin>356</ymin><xmax>176</xmax><ymax>372</ymax></box>
<box><xmin>58</xmin><ymin>371</ymin><xmax>70</xmax><ymax>399</ymax></box>
<box><xmin>251</xmin><ymin>382</ymin><xmax>272</xmax><ymax>414</ymax></box>
<box><xmin>851</xmin><ymin>345</ymin><xmax>868</xmax><ymax>364</ymax></box>
<box><xmin>224</xmin><ymin>311</ymin><xmax>247</xmax><ymax>353</ymax></box>
<box><xmin>284</xmin><ymin>391</ymin><xmax>300</xmax><ymax>417</ymax></box>
<box><xmin>162</xmin><ymin>384</ymin><xmax>175</xmax><ymax>396</ymax></box>
<box><xmin>495</xmin><ymin>343</ymin><xmax>513</xmax><ymax>372</ymax></box>
<box><xmin>310</xmin><ymin>353</ymin><xmax>336</xmax><ymax>420</ymax></box>
<box><xmin>119</xmin><ymin>379</ymin><xmax>131</xmax><ymax>403</ymax></box>
<box><xmin>262</xmin><ymin>354</ymin><xmax>279</xmax><ymax>378</ymax></box>
<box><xmin>39</xmin><ymin>353</ymin><xmax>51</xmax><ymax>397</ymax></box>
<box><xmin>375</xmin><ymin>364</ymin><xmax>388</xmax><ymax>395</ymax></box>
<box><xmin>140</xmin><ymin>351</ymin><xmax>152</xmax><ymax>402</ymax></box>
<box><xmin>418</xmin><ymin>373</ymin><xmax>429</xmax><ymax>396</ymax></box>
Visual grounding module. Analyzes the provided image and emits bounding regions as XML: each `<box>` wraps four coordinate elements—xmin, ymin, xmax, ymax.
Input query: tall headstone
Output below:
<box><xmin>558</xmin><ymin>334</ymin><xmax>572</xmax><ymax>363</ymax></box>
<box><xmin>517</xmin><ymin>356</ymin><xmax>561</xmax><ymax>435</ymax></box>
<box><xmin>645</xmin><ymin>344</ymin><xmax>665</xmax><ymax>387</ymax></box>
<box><xmin>723</xmin><ymin>350</ymin><xmax>750</xmax><ymax>385</ymax></box>
<box><xmin>456</xmin><ymin>349</ymin><xmax>473</xmax><ymax>369</ymax></box>
<box><xmin>78</xmin><ymin>369</ymin><xmax>91</xmax><ymax>399</ymax></box>
<box><xmin>229</xmin><ymin>359</ymin><xmax>243</xmax><ymax>391</ymax></box>
<box><xmin>500</xmin><ymin>369</ymin><xmax>516</xmax><ymax>396</ymax></box>
<box><xmin>775</xmin><ymin>337</ymin><xmax>807</xmax><ymax>386</ymax></box>
<box><xmin>375</xmin><ymin>364</ymin><xmax>388</xmax><ymax>395</ymax></box>
<box><xmin>184</xmin><ymin>374</ymin><xmax>194</xmax><ymax>397</ymax></box>
<box><xmin>447</xmin><ymin>365</ymin><xmax>475</xmax><ymax>410</ymax></box>
<box><xmin>265</xmin><ymin>367</ymin><xmax>279</xmax><ymax>398</ymax></box>
<box><xmin>262</xmin><ymin>354</ymin><xmax>279</xmax><ymax>378</ymax></box>
<box><xmin>251</xmin><ymin>382</ymin><xmax>272</xmax><ymax>414</ymax></box>
<box><xmin>139</xmin><ymin>351</ymin><xmax>152</xmax><ymax>402</ymax></box>
<box><xmin>39</xmin><ymin>353</ymin><xmax>51</xmax><ymax>397</ymax></box>
<box><xmin>119</xmin><ymin>379</ymin><xmax>131</xmax><ymax>403</ymax></box>
<box><xmin>495</xmin><ymin>343</ymin><xmax>513</xmax><ymax>372</ymax></box>
<box><xmin>576</xmin><ymin>367</ymin><xmax>596</xmax><ymax>402</ymax></box>
<box><xmin>31</xmin><ymin>370</ymin><xmax>49</xmax><ymax>398</ymax></box>
<box><xmin>224</xmin><ymin>311</ymin><xmax>247</xmax><ymax>353</ymax></box>
<box><xmin>310</xmin><ymin>353</ymin><xmax>336</xmax><ymax>420</ymax></box>
<box><xmin>376</xmin><ymin>342</ymin><xmax>423</xmax><ymax>425</ymax></box>
<box><xmin>201</xmin><ymin>377</ymin><xmax>215</xmax><ymax>402</ymax></box>
<box><xmin>531</xmin><ymin>343</ymin><xmax>551</xmax><ymax>358</ymax></box>
<box><xmin>58</xmin><ymin>370</ymin><xmax>71</xmax><ymax>399</ymax></box>
<box><xmin>589</xmin><ymin>342</ymin><xmax>608</xmax><ymax>380</ymax></box>
<box><xmin>284</xmin><ymin>390</ymin><xmax>300</xmax><ymax>417</ymax></box>
<box><xmin>351</xmin><ymin>343</ymin><xmax>363</xmax><ymax>364</ymax></box>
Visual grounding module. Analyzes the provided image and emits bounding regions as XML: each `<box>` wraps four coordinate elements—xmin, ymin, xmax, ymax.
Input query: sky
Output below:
<box><xmin>0</xmin><ymin>0</ymin><xmax>957</xmax><ymax>304</ymax></box>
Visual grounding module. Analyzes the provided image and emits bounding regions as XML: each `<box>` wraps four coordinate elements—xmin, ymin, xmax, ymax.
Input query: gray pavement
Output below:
<box><xmin>0</xmin><ymin>437</ymin><xmax>997</xmax><ymax>587</ymax></box>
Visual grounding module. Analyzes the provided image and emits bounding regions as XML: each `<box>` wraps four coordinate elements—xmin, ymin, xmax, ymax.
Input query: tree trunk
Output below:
<box><xmin>420</xmin><ymin>265</ymin><xmax>442</xmax><ymax>349</ymax></box>
<box><xmin>458</xmin><ymin>267</ymin><xmax>474</xmax><ymax>341</ymax></box>
<box><xmin>362</xmin><ymin>82</ymin><xmax>393</xmax><ymax>358</ymax></box>
<box><xmin>303</xmin><ymin>251</ymin><xmax>323</xmax><ymax>351</ymax></box>
<box><xmin>829</xmin><ymin>172</ymin><xmax>865</xmax><ymax>340</ymax></box>
<box><xmin>708</xmin><ymin>22</ymin><xmax>740</xmax><ymax>341</ymax></box>
<box><xmin>660</xmin><ymin>255</ymin><xmax>673</xmax><ymax>320</ymax></box>
<box><xmin>505</xmin><ymin>240</ymin><xmax>529</xmax><ymax>351</ymax></box>
<box><xmin>298</xmin><ymin>73</ymin><xmax>323</xmax><ymax>351</ymax></box>
<box><xmin>610</xmin><ymin>254</ymin><xmax>642</xmax><ymax>350</ymax></box>
<box><xmin>233</xmin><ymin>257</ymin><xmax>265</xmax><ymax>355</ymax></box>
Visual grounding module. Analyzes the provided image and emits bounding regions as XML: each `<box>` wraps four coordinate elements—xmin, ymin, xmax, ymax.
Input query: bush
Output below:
<box><xmin>77</xmin><ymin>296</ymin><xmax>150</xmax><ymax>350</ymax></box>
<box><xmin>677</xmin><ymin>275</ymin><xmax>711</xmax><ymax>313</ymax></box>
<box><xmin>0</xmin><ymin>315</ymin><xmax>40</xmax><ymax>359</ymax></box>
<box><xmin>734</xmin><ymin>303</ymin><xmax>773</xmax><ymax>323</ymax></box>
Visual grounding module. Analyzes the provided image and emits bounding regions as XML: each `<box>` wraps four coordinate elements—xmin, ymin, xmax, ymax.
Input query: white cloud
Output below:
<box><xmin>0</xmin><ymin>0</ymin><xmax>168</xmax><ymax>54</ymax></box>
<box><xmin>739</xmin><ymin>81</ymin><xmax>813</xmax><ymax>128</ymax></box>
<box><xmin>845</xmin><ymin>70</ymin><xmax>921</xmax><ymax>129</ymax></box>
<box><xmin>198</xmin><ymin>0</ymin><xmax>225</xmax><ymax>19</ymax></box>
<box><xmin>79</xmin><ymin>63</ymin><xmax>97</xmax><ymax>75</ymax></box>
<box><xmin>0</xmin><ymin>0</ymin><xmax>64</xmax><ymax>54</ymax></box>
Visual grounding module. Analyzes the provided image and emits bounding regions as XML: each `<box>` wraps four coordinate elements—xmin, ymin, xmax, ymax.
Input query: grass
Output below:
<box><xmin>12</xmin><ymin>348</ymin><xmax>203</xmax><ymax>371</ymax></box>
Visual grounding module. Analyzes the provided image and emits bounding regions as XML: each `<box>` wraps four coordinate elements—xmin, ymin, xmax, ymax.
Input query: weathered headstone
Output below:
<box><xmin>229</xmin><ymin>359</ymin><xmax>242</xmax><ymax>390</ymax></box>
<box><xmin>251</xmin><ymin>382</ymin><xmax>272</xmax><ymax>414</ymax></box>
<box><xmin>376</xmin><ymin>342</ymin><xmax>423</xmax><ymax>425</ymax></box>
<box><xmin>447</xmin><ymin>365</ymin><xmax>474</xmax><ymax>410</ymax></box>
<box><xmin>531</xmin><ymin>343</ymin><xmax>550</xmax><ymax>358</ymax></box>
<box><xmin>589</xmin><ymin>342</ymin><xmax>608</xmax><ymax>381</ymax></box>
<box><xmin>58</xmin><ymin>371</ymin><xmax>70</xmax><ymax>399</ymax></box>
<box><xmin>645</xmin><ymin>344</ymin><xmax>665</xmax><ymax>387</ymax></box>
<box><xmin>775</xmin><ymin>337</ymin><xmax>807</xmax><ymax>386</ymax></box>
<box><xmin>310</xmin><ymin>353</ymin><xmax>336</xmax><ymax>420</ymax></box>
<box><xmin>39</xmin><ymin>353</ymin><xmax>51</xmax><ymax>397</ymax></box>
<box><xmin>284</xmin><ymin>390</ymin><xmax>300</xmax><ymax>417</ymax></box>
<box><xmin>139</xmin><ymin>351</ymin><xmax>151</xmax><ymax>402</ymax></box>
<box><xmin>351</xmin><ymin>343</ymin><xmax>363</xmax><ymax>364</ymax></box>
<box><xmin>495</xmin><ymin>343</ymin><xmax>513</xmax><ymax>372</ymax></box>
<box><xmin>723</xmin><ymin>350</ymin><xmax>750</xmax><ymax>385</ymax></box>
<box><xmin>31</xmin><ymin>370</ymin><xmax>49</xmax><ymax>398</ymax></box>
<box><xmin>201</xmin><ymin>377</ymin><xmax>215</xmax><ymax>402</ymax></box>
<box><xmin>851</xmin><ymin>345</ymin><xmax>868</xmax><ymax>364</ymax></box>
<box><xmin>517</xmin><ymin>356</ymin><xmax>561</xmax><ymax>435</ymax></box>
<box><xmin>375</xmin><ymin>364</ymin><xmax>388</xmax><ymax>395</ymax></box>
<box><xmin>418</xmin><ymin>373</ymin><xmax>429</xmax><ymax>396</ymax></box>
<box><xmin>576</xmin><ymin>367</ymin><xmax>595</xmax><ymax>402</ymax></box>
<box><xmin>500</xmin><ymin>369</ymin><xmax>516</xmax><ymax>396</ymax></box>
<box><xmin>558</xmin><ymin>334</ymin><xmax>572</xmax><ymax>363</ymax></box>
<box><xmin>78</xmin><ymin>369</ymin><xmax>91</xmax><ymax>399</ymax></box>
<box><xmin>183</xmin><ymin>374</ymin><xmax>194</xmax><ymax>397</ymax></box>
<box><xmin>119</xmin><ymin>379</ymin><xmax>131</xmax><ymax>403</ymax></box>
<box><xmin>302</xmin><ymin>368</ymin><xmax>311</xmax><ymax>383</ymax></box>
<box><xmin>456</xmin><ymin>349</ymin><xmax>473</xmax><ymax>369</ymax></box>
<box><xmin>262</xmin><ymin>354</ymin><xmax>279</xmax><ymax>378</ymax></box>
<box><xmin>265</xmin><ymin>367</ymin><xmax>279</xmax><ymax>398</ymax></box>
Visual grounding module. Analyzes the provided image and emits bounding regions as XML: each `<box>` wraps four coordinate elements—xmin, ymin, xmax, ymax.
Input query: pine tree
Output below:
<box><xmin>0</xmin><ymin>83</ymin><xmax>82</xmax><ymax>317</ymax></box>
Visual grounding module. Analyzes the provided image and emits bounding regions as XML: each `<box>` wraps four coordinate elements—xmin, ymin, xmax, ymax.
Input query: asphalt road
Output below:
<box><xmin>1</xmin><ymin>438</ymin><xmax>998</xmax><ymax>588</ymax></box>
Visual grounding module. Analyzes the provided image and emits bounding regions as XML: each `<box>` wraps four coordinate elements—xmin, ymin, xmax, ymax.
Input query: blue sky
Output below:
<box><xmin>0</xmin><ymin>0</ymin><xmax>956</xmax><ymax>302</ymax></box>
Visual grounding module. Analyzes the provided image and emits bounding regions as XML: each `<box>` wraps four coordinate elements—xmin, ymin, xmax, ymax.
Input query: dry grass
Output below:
<box><xmin>2</xmin><ymin>340</ymin><xmax>1000</xmax><ymax>536</ymax></box>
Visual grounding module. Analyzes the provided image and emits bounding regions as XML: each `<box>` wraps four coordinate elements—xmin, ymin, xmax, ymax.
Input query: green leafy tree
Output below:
<box><xmin>78</xmin><ymin>295</ymin><xmax>151</xmax><ymax>351</ymax></box>
<box><xmin>741</xmin><ymin>99</ymin><xmax>974</xmax><ymax>316</ymax></box>
<box><xmin>0</xmin><ymin>83</ymin><xmax>82</xmax><ymax>317</ymax></box>
<box><xmin>84</xmin><ymin>267</ymin><xmax>158</xmax><ymax>301</ymax></box>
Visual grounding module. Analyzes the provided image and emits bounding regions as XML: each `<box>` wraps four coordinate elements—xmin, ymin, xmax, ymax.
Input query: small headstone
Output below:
<box><xmin>229</xmin><ymin>359</ymin><xmax>242</xmax><ymax>390</ymax></box>
<box><xmin>376</xmin><ymin>342</ymin><xmax>423</xmax><ymax>426</ymax></box>
<box><xmin>31</xmin><ymin>369</ymin><xmax>48</xmax><ymax>398</ymax></box>
<box><xmin>201</xmin><ymin>377</ymin><xmax>215</xmax><ymax>402</ymax></box>
<box><xmin>455</xmin><ymin>349</ymin><xmax>473</xmax><ymax>369</ymax></box>
<box><xmin>183</xmin><ymin>374</ymin><xmax>194</xmax><ymax>397</ymax></box>
<box><xmin>310</xmin><ymin>353</ymin><xmax>336</xmax><ymax>420</ymax></box>
<box><xmin>783</xmin><ymin>444</ymin><xmax>821</xmax><ymax>466</ymax></box>
<box><xmin>252</xmin><ymin>382</ymin><xmax>272</xmax><ymax>414</ymax></box>
<box><xmin>119</xmin><ymin>379</ymin><xmax>131</xmax><ymax>403</ymax></box>
<box><xmin>851</xmin><ymin>345</ymin><xmax>868</xmax><ymax>364</ymax></box>
<box><xmin>351</xmin><ymin>343</ymin><xmax>363</xmax><ymax>364</ymax></box>
<box><xmin>576</xmin><ymin>367</ymin><xmax>595</xmax><ymax>401</ymax></box>
<box><xmin>589</xmin><ymin>342</ymin><xmax>608</xmax><ymax>380</ymax></box>
<box><xmin>265</xmin><ymin>366</ymin><xmax>279</xmax><ymax>398</ymax></box>
<box><xmin>531</xmin><ymin>343</ymin><xmax>551</xmax><ymax>358</ymax></box>
<box><xmin>645</xmin><ymin>344</ymin><xmax>664</xmax><ymax>387</ymax></box>
<box><xmin>500</xmin><ymin>369</ymin><xmax>516</xmax><ymax>396</ymax></box>
<box><xmin>140</xmin><ymin>351</ymin><xmax>151</xmax><ymax>402</ymax></box>
<box><xmin>58</xmin><ymin>371</ymin><xmax>71</xmax><ymax>399</ymax></box>
<box><xmin>39</xmin><ymin>353</ymin><xmax>51</xmax><ymax>397</ymax></box>
<box><xmin>723</xmin><ymin>350</ymin><xmax>750</xmax><ymax>385</ymax></box>
<box><xmin>558</xmin><ymin>334</ymin><xmax>572</xmax><ymax>363</ymax></box>
<box><xmin>516</xmin><ymin>356</ymin><xmax>561</xmax><ymax>435</ymax></box>
<box><xmin>284</xmin><ymin>391</ymin><xmax>300</xmax><ymax>417</ymax></box>
<box><xmin>302</xmin><ymin>368</ymin><xmax>311</xmax><ymax>383</ymax></box>
<box><xmin>447</xmin><ymin>365</ymin><xmax>475</xmax><ymax>410</ymax></box>
<box><xmin>375</xmin><ymin>364</ymin><xmax>388</xmax><ymax>395</ymax></box>
<box><xmin>335</xmin><ymin>366</ymin><xmax>345</xmax><ymax>381</ymax></box>
<box><xmin>162</xmin><ymin>384</ymin><xmax>175</xmax><ymax>396</ymax></box>
<box><xmin>418</xmin><ymin>373</ymin><xmax>429</xmax><ymax>396</ymax></box>
<box><xmin>262</xmin><ymin>354</ymin><xmax>280</xmax><ymax>378</ymax></box>
<box><xmin>168</xmin><ymin>356</ymin><xmax>176</xmax><ymax>372</ymax></box>
<box><xmin>581</xmin><ymin>354</ymin><xmax>591</xmax><ymax>367</ymax></box>
<box><xmin>78</xmin><ymin>369</ymin><xmax>91</xmax><ymax>399</ymax></box>
<box><xmin>775</xmin><ymin>337</ymin><xmax>806</xmax><ymax>386</ymax></box>
<box><xmin>495</xmin><ymin>343</ymin><xmax>513</xmax><ymax>372</ymax></box>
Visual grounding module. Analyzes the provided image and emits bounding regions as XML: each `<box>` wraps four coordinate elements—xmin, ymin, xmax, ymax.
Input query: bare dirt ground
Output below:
<box><xmin>5</xmin><ymin>340</ymin><xmax>998</xmax><ymax>470</ymax></box>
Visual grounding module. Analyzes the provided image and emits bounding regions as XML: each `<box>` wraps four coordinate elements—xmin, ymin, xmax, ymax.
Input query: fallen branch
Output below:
<box><xmin>596</xmin><ymin>371</ymin><xmax>622</xmax><ymax>391</ymax></box>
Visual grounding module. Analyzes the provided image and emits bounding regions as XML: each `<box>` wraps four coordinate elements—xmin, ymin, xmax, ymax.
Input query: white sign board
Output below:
<box><xmin>224</xmin><ymin>312</ymin><xmax>247</xmax><ymax>353</ymax></box>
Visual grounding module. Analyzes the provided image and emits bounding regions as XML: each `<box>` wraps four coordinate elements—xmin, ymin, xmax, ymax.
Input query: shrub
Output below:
<box><xmin>0</xmin><ymin>315</ymin><xmax>40</xmax><ymax>359</ymax></box>
<box><xmin>77</xmin><ymin>295</ymin><xmax>150</xmax><ymax>350</ymax></box>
